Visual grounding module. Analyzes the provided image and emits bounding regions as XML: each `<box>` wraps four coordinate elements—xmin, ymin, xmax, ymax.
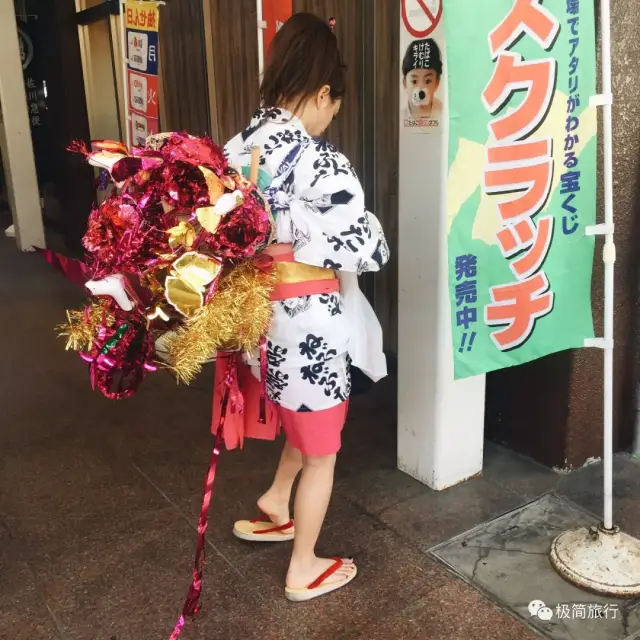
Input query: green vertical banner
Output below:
<box><xmin>444</xmin><ymin>0</ymin><xmax>597</xmax><ymax>379</ymax></box>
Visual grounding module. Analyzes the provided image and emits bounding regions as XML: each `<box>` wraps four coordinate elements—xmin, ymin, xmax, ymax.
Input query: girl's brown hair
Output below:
<box><xmin>260</xmin><ymin>13</ymin><xmax>346</xmax><ymax>112</ymax></box>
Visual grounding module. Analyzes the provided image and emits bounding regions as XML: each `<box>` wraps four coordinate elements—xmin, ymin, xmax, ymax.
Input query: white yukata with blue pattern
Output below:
<box><xmin>224</xmin><ymin>108</ymin><xmax>389</xmax><ymax>412</ymax></box>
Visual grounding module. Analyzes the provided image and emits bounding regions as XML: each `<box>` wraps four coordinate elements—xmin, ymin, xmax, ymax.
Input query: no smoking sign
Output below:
<box><xmin>401</xmin><ymin>0</ymin><xmax>443</xmax><ymax>38</ymax></box>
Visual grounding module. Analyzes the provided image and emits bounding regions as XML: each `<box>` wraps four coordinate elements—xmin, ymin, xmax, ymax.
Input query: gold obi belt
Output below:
<box><xmin>264</xmin><ymin>244</ymin><xmax>339</xmax><ymax>301</ymax></box>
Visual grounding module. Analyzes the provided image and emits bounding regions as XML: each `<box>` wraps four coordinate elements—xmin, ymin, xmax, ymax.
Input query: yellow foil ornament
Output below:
<box><xmin>165</xmin><ymin>252</ymin><xmax>222</xmax><ymax>317</ymax></box>
<box><xmin>195</xmin><ymin>206</ymin><xmax>223</xmax><ymax>234</ymax></box>
<box><xmin>199</xmin><ymin>166</ymin><xmax>225</xmax><ymax>204</ymax></box>
<box><xmin>167</xmin><ymin>221</ymin><xmax>196</xmax><ymax>250</ymax></box>
<box><xmin>166</xmin><ymin>260</ymin><xmax>276</xmax><ymax>384</ymax></box>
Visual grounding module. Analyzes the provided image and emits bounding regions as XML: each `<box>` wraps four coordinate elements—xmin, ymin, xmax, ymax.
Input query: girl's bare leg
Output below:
<box><xmin>257</xmin><ymin>440</ymin><xmax>302</xmax><ymax>526</ymax></box>
<box><xmin>286</xmin><ymin>453</ymin><xmax>355</xmax><ymax>588</ymax></box>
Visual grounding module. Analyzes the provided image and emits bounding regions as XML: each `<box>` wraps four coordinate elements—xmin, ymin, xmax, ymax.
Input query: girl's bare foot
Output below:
<box><xmin>286</xmin><ymin>556</ymin><xmax>356</xmax><ymax>590</ymax></box>
<box><xmin>257</xmin><ymin>491</ymin><xmax>294</xmax><ymax>529</ymax></box>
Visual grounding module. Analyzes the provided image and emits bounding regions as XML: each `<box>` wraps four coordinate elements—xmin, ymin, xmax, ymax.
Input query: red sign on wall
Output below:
<box><xmin>262</xmin><ymin>0</ymin><xmax>293</xmax><ymax>55</ymax></box>
<box><xmin>128</xmin><ymin>69</ymin><xmax>159</xmax><ymax>120</ymax></box>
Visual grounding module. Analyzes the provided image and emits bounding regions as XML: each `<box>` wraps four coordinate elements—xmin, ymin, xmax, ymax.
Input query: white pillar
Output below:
<box><xmin>0</xmin><ymin>0</ymin><xmax>45</xmax><ymax>251</ymax></box>
<box><xmin>397</xmin><ymin>4</ymin><xmax>485</xmax><ymax>490</ymax></box>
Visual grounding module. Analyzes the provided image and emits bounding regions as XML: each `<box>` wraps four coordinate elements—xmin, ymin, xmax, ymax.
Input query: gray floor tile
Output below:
<box><xmin>334</xmin><ymin>466</ymin><xmax>428</xmax><ymax>514</ymax></box>
<box><xmin>352</xmin><ymin>590</ymin><xmax>540</xmax><ymax>640</ymax></box>
<box><xmin>378</xmin><ymin>475</ymin><xmax>524</xmax><ymax>551</ymax></box>
<box><xmin>484</xmin><ymin>440</ymin><xmax>560</xmax><ymax>500</ymax></box>
<box><xmin>0</xmin><ymin>431</ymin><xmax>170</xmax><ymax>553</ymax></box>
<box><xmin>32</xmin><ymin>507</ymin><xmax>273</xmax><ymax>640</ymax></box>
<box><xmin>0</xmin><ymin>522</ymin><xmax>63</xmax><ymax>640</ymax></box>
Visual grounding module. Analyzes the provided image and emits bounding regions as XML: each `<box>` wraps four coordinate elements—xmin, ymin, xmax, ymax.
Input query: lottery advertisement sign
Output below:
<box><xmin>125</xmin><ymin>1</ymin><xmax>161</xmax><ymax>146</ymax></box>
<box><xmin>443</xmin><ymin>0</ymin><xmax>597</xmax><ymax>379</ymax></box>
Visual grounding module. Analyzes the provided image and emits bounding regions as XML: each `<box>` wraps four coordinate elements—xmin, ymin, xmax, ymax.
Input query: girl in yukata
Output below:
<box><xmin>222</xmin><ymin>13</ymin><xmax>390</xmax><ymax>601</ymax></box>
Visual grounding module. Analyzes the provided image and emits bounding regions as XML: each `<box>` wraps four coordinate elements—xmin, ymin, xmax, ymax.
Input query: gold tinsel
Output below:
<box><xmin>166</xmin><ymin>260</ymin><xmax>276</xmax><ymax>384</ymax></box>
<box><xmin>57</xmin><ymin>301</ymin><xmax>115</xmax><ymax>352</ymax></box>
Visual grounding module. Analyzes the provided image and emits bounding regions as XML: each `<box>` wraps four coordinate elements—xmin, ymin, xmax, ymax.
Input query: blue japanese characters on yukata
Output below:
<box><xmin>561</xmin><ymin>1</ymin><xmax>582</xmax><ymax>236</ymax></box>
<box><xmin>455</xmin><ymin>254</ymin><xmax>479</xmax><ymax>353</ymax></box>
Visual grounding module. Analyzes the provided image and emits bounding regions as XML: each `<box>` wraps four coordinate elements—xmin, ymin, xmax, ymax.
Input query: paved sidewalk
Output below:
<box><xmin>1</xmin><ymin>237</ymin><xmax>638</xmax><ymax>639</ymax></box>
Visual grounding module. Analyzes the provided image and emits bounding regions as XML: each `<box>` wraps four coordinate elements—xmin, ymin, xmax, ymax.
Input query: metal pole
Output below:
<box><xmin>119</xmin><ymin>0</ymin><xmax>131</xmax><ymax>148</ymax></box>
<box><xmin>599</xmin><ymin>0</ymin><xmax>615</xmax><ymax>531</ymax></box>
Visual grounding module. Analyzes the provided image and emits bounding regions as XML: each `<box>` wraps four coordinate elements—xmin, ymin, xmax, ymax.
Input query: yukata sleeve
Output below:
<box><xmin>288</xmin><ymin>141</ymin><xmax>390</xmax><ymax>274</ymax></box>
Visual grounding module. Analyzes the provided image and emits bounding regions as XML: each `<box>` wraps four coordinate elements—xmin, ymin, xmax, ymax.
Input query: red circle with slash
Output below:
<box><xmin>401</xmin><ymin>0</ymin><xmax>443</xmax><ymax>38</ymax></box>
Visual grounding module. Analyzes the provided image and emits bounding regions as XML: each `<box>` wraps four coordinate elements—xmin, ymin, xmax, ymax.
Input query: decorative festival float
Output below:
<box><xmin>56</xmin><ymin>135</ymin><xmax>274</xmax><ymax>397</ymax></box>
<box><xmin>42</xmin><ymin>133</ymin><xmax>277</xmax><ymax>638</ymax></box>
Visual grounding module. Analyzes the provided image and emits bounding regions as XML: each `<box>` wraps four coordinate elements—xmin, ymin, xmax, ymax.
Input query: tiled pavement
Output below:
<box><xmin>1</xmin><ymin>236</ymin><xmax>639</xmax><ymax>640</ymax></box>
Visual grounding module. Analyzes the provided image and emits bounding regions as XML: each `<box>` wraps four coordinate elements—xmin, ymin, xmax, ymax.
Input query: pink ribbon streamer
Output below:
<box><xmin>168</xmin><ymin>365</ymin><xmax>231</xmax><ymax>639</ymax></box>
<box><xmin>35</xmin><ymin>248</ymin><xmax>89</xmax><ymax>289</ymax></box>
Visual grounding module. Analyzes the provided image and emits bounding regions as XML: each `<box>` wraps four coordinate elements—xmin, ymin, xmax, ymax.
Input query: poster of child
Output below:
<box><xmin>401</xmin><ymin>38</ymin><xmax>444</xmax><ymax>131</ymax></box>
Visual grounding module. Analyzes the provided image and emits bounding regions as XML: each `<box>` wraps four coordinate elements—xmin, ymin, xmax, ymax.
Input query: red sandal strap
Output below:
<box><xmin>254</xmin><ymin>521</ymin><xmax>294</xmax><ymax>535</ymax></box>
<box><xmin>307</xmin><ymin>558</ymin><xmax>343</xmax><ymax>590</ymax></box>
<box><xmin>248</xmin><ymin>515</ymin><xmax>294</xmax><ymax>534</ymax></box>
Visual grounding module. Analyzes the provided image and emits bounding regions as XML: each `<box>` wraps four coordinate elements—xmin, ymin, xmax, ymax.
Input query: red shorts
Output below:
<box><xmin>212</xmin><ymin>354</ymin><xmax>348</xmax><ymax>456</ymax></box>
<box><xmin>278</xmin><ymin>401</ymin><xmax>348</xmax><ymax>456</ymax></box>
